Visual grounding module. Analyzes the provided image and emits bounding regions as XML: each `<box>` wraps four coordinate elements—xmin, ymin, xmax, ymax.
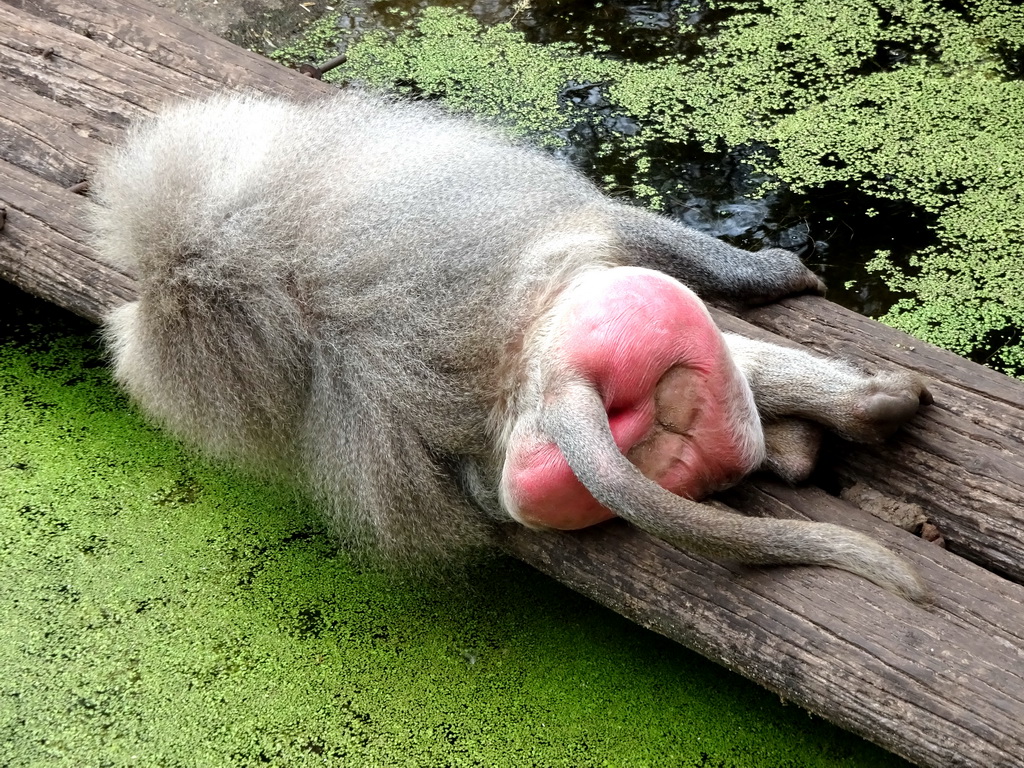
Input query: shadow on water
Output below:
<box><xmin>520</xmin><ymin>1</ymin><xmax>947</xmax><ymax>317</ymax></box>
<box><xmin>519</xmin><ymin>0</ymin><xmax>720</xmax><ymax>63</ymax></box>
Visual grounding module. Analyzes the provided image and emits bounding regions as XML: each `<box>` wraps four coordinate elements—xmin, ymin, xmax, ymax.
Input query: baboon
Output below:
<box><xmin>92</xmin><ymin>92</ymin><xmax>931</xmax><ymax>600</ymax></box>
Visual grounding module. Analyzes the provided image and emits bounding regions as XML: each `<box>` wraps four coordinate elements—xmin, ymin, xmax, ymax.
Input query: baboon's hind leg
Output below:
<box><xmin>724</xmin><ymin>333</ymin><xmax>932</xmax><ymax>443</ymax></box>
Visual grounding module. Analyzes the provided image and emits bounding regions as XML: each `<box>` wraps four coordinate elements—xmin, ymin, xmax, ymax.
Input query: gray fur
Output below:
<box><xmin>93</xmin><ymin>91</ymin><xmax>928</xmax><ymax>597</ymax></box>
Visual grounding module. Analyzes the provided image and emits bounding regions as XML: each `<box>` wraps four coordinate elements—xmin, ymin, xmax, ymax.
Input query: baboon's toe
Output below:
<box><xmin>845</xmin><ymin>372</ymin><xmax>931</xmax><ymax>443</ymax></box>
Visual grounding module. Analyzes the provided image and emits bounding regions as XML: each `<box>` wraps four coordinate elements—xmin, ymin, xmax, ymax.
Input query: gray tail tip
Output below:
<box><xmin>860</xmin><ymin>558</ymin><xmax>930</xmax><ymax>605</ymax></box>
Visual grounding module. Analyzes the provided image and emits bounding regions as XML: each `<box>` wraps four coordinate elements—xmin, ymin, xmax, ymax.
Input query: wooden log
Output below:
<box><xmin>6</xmin><ymin>0</ymin><xmax>1024</xmax><ymax>584</ymax></box>
<box><xmin>0</xmin><ymin>157</ymin><xmax>134</xmax><ymax>320</ymax></box>
<box><xmin>1</xmin><ymin>1</ymin><xmax>1024</xmax><ymax>765</ymax></box>
<box><xmin>503</xmin><ymin>493</ymin><xmax>1024</xmax><ymax>768</ymax></box>
<box><xmin>0</xmin><ymin>0</ymin><xmax>333</xmax><ymax>101</ymax></box>
<box><xmin>739</xmin><ymin>300</ymin><xmax>1024</xmax><ymax>582</ymax></box>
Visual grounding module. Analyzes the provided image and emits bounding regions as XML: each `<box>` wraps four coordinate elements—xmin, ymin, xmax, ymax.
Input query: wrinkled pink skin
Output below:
<box><xmin>504</xmin><ymin>269</ymin><xmax>760</xmax><ymax>529</ymax></box>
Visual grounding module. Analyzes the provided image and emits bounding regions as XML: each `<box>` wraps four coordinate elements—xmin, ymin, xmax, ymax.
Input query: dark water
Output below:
<box><xmin>234</xmin><ymin>0</ymin><xmax>942</xmax><ymax>317</ymax></box>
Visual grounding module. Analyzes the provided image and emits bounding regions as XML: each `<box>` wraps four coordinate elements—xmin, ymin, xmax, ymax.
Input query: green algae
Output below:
<box><xmin>340</xmin><ymin>9</ymin><xmax>620</xmax><ymax>139</ymax></box>
<box><xmin>314</xmin><ymin>1</ymin><xmax>1024</xmax><ymax>374</ymax></box>
<box><xmin>0</xmin><ymin>288</ymin><xmax>911</xmax><ymax>766</ymax></box>
<box><xmin>711</xmin><ymin>0</ymin><xmax>1024</xmax><ymax>375</ymax></box>
<box><xmin>269</xmin><ymin>8</ymin><xmax>354</xmax><ymax>71</ymax></box>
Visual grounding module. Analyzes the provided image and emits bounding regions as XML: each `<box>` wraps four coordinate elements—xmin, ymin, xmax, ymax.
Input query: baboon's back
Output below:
<box><xmin>93</xmin><ymin>92</ymin><xmax>614</xmax><ymax>561</ymax></box>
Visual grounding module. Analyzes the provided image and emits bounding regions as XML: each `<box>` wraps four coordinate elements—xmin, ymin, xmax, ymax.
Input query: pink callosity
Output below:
<box><xmin>506</xmin><ymin>269</ymin><xmax>759</xmax><ymax>530</ymax></box>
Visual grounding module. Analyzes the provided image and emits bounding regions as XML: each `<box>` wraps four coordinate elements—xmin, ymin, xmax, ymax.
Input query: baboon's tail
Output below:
<box><xmin>542</xmin><ymin>381</ymin><xmax>928</xmax><ymax>602</ymax></box>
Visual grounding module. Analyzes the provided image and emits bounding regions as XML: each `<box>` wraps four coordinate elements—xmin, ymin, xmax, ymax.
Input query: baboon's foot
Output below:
<box><xmin>838</xmin><ymin>371</ymin><xmax>933</xmax><ymax>444</ymax></box>
<box><xmin>762</xmin><ymin>418</ymin><xmax>824</xmax><ymax>482</ymax></box>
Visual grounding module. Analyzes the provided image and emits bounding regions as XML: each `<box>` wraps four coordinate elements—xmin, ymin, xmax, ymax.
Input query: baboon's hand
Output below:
<box><xmin>741</xmin><ymin>247</ymin><xmax>827</xmax><ymax>305</ymax></box>
<box><xmin>791</xmin><ymin>267</ymin><xmax>828</xmax><ymax>298</ymax></box>
<box><xmin>838</xmin><ymin>371</ymin><xmax>933</xmax><ymax>444</ymax></box>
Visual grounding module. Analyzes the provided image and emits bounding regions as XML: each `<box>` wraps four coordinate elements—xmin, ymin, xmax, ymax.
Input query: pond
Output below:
<box><xmin>256</xmin><ymin>0</ymin><xmax>1024</xmax><ymax>376</ymax></box>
